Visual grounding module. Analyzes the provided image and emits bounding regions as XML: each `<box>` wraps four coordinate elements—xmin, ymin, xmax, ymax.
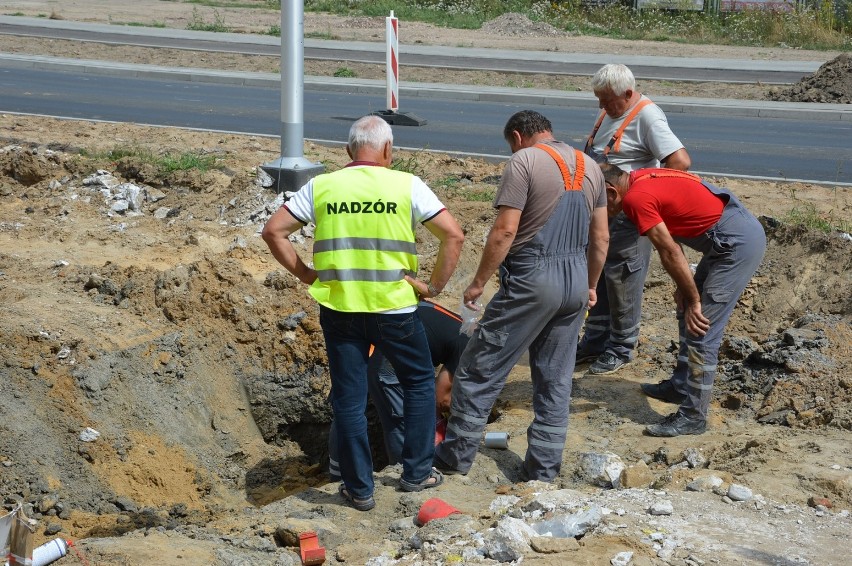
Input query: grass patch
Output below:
<box><xmin>333</xmin><ymin>66</ymin><xmax>356</xmax><ymax>78</ymax></box>
<box><xmin>391</xmin><ymin>154</ymin><xmax>426</xmax><ymax>178</ymax></box>
<box><xmin>265</xmin><ymin>24</ymin><xmax>281</xmax><ymax>36</ymax></box>
<box><xmin>81</xmin><ymin>146</ymin><xmax>220</xmax><ymax>173</ymax></box>
<box><xmin>783</xmin><ymin>202</ymin><xmax>851</xmax><ymax>234</ymax></box>
<box><xmin>120</xmin><ymin>21</ymin><xmax>167</xmax><ymax>28</ymax></box>
<box><xmin>186</xmin><ymin>7</ymin><xmax>230</xmax><ymax>33</ymax></box>
<box><xmin>456</xmin><ymin>187</ymin><xmax>496</xmax><ymax>202</ymax></box>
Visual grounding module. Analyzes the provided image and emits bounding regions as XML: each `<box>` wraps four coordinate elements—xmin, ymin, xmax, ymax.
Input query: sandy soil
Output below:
<box><xmin>1</xmin><ymin>2</ymin><xmax>851</xmax><ymax>566</ymax></box>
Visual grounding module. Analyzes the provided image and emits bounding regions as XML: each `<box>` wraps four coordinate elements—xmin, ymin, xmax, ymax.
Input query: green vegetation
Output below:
<box><xmin>303</xmin><ymin>0</ymin><xmax>851</xmax><ymax>50</ymax></box>
<box><xmin>81</xmin><ymin>146</ymin><xmax>221</xmax><ymax>173</ymax></box>
<box><xmin>455</xmin><ymin>187</ymin><xmax>497</xmax><ymax>202</ymax></box>
<box><xmin>391</xmin><ymin>153</ymin><xmax>427</xmax><ymax>178</ymax></box>
<box><xmin>122</xmin><ymin>21</ymin><xmax>167</xmax><ymax>28</ymax></box>
<box><xmin>265</xmin><ymin>24</ymin><xmax>281</xmax><ymax>36</ymax></box>
<box><xmin>306</xmin><ymin>30</ymin><xmax>341</xmax><ymax>40</ymax></box>
<box><xmin>784</xmin><ymin>202</ymin><xmax>851</xmax><ymax>233</ymax></box>
<box><xmin>333</xmin><ymin>66</ymin><xmax>357</xmax><ymax>77</ymax></box>
<box><xmin>186</xmin><ymin>7</ymin><xmax>230</xmax><ymax>32</ymax></box>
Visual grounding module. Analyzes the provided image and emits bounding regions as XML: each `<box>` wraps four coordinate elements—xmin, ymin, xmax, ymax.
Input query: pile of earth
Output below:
<box><xmin>768</xmin><ymin>53</ymin><xmax>852</xmax><ymax>103</ymax></box>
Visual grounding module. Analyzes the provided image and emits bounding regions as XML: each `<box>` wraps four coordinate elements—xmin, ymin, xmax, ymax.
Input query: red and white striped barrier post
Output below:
<box><xmin>371</xmin><ymin>10</ymin><xmax>426</xmax><ymax>126</ymax></box>
<box><xmin>386</xmin><ymin>10</ymin><xmax>399</xmax><ymax>113</ymax></box>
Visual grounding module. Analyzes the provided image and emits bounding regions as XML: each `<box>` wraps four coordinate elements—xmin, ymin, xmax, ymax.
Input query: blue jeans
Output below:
<box><xmin>327</xmin><ymin>354</ymin><xmax>405</xmax><ymax>477</ymax></box>
<box><xmin>320</xmin><ymin>305</ymin><xmax>435</xmax><ymax>499</ymax></box>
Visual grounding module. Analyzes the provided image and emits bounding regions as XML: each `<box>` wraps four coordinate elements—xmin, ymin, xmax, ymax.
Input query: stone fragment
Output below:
<box><xmin>727</xmin><ymin>484</ymin><xmax>753</xmax><ymax>501</ymax></box>
<box><xmin>808</xmin><ymin>496</ymin><xmax>833</xmax><ymax>509</ymax></box>
<box><xmin>530</xmin><ymin>535</ymin><xmax>580</xmax><ymax>553</ymax></box>
<box><xmin>686</xmin><ymin>475</ymin><xmax>724</xmax><ymax>492</ymax></box>
<box><xmin>620</xmin><ymin>460</ymin><xmax>654</xmax><ymax>489</ymax></box>
<box><xmin>648</xmin><ymin>500</ymin><xmax>673</xmax><ymax>515</ymax></box>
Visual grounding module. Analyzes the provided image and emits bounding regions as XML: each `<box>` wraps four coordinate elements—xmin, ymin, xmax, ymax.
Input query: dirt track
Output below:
<box><xmin>1</xmin><ymin>2</ymin><xmax>851</xmax><ymax>566</ymax></box>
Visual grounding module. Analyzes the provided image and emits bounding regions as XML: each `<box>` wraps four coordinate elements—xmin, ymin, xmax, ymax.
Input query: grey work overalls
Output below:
<box><xmin>670</xmin><ymin>181</ymin><xmax>766</xmax><ymax>419</ymax></box>
<box><xmin>435</xmin><ymin>147</ymin><xmax>590</xmax><ymax>481</ymax></box>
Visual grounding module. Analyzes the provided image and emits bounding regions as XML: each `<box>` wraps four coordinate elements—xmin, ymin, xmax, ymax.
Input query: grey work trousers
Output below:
<box><xmin>579</xmin><ymin>212</ymin><xmax>652</xmax><ymax>360</ymax></box>
<box><xmin>672</xmin><ymin>188</ymin><xmax>766</xmax><ymax>419</ymax></box>
<box><xmin>436</xmin><ymin>189</ymin><xmax>589</xmax><ymax>482</ymax></box>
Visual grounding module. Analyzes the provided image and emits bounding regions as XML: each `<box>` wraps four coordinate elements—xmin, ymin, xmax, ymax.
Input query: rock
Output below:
<box><xmin>648</xmin><ymin>500</ymin><xmax>673</xmax><ymax>515</ymax></box>
<box><xmin>79</xmin><ymin>427</ymin><xmax>100</xmax><ymax>442</ymax></box>
<box><xmin>682</xmin><ymin>447</ymin><xmax>707</xmax><ymax>469</ymax></box>
<box><xmin>611</xmin><ymin>550</ymin><xmax>634</xmax><ymax>565</ymax></box>
<box><xmin>153</xmin><ymin>207</ymin><xmax>171</xmax><ymax>219</ymax></box>
<box><xmin>579</xmin><ymin>452</ymin><xmax>625</xmax><ymax>488</ymax></box>
<box><xmin>727</xmin><ymin>484</ymin><xmax>753</xmax><ymax>501</ymax></box>
<box><xmin>620</xmin><ymin>460</ymin><xmax>654</xmax><ymax>489</ymax></box>
<box><xmin>686</xmin><ymin>475</ymin><xmax>724</xmax><ymax>492</ymax></box>
<box><xmin>530</xmin><ymin>535</ymin><xmax>580</xmax><ymax>553</ymax></box>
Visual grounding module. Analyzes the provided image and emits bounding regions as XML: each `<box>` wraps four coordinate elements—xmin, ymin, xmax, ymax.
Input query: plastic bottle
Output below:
<box><xmin>32</xmin><ymin>538</ymin><xmax>69</xmax><ymax>566</ymax></box>
<box><xmin>459</xmin><ymin>300</ymin><xmax>483</xmax><ymax>337</ymax></box>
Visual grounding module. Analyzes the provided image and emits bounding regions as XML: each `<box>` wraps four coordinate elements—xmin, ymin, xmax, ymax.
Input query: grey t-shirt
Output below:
<box><xmin>591</xmin><ymin>95</ymin><xmax>684</xmax><ymax>171</ymax></box>
<box><xmin>494</xmin><ymin>140</ymin><xmax>606</xmax><ymax>254</ymax></box>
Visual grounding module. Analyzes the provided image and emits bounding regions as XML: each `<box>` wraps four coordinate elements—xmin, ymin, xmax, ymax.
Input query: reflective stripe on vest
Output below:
<box><xmin>584</xmin><ymin>98</ymin><xmax>654</xmax><ymax>158</ymax></box>
<box><xmin>310</xmin><ymin>166</ymin><xmax>419</xmax><ymax>312</ymax></box>
<box><xmin>534</xmin><ymin>143</ymin><xmax>585</xmax><ymax>191</ymax></box>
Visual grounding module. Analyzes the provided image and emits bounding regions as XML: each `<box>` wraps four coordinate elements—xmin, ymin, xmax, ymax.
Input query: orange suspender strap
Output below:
<box><xmin>534</xmin><ymin>144</ymin><xmax>585</xmax><ymax>191</ymax></box>
<box><xmin>584</xmin><ymin>110</ymin><xmax>606</xmax><ymax>154</ymax></box>
<box><xmin>429</xmin><ymin>302</ymin><xmax>463</xmax><ymax>323</ymax></box>
<box><xmin>631</xmin><ymin>170</ymin><xmax>702</xmax><ymax>184</ymax></box>
<box><xmin>585</xmin><ymin>98</ymin><xmax>655</xmax><ymax>157</ymax></box>
<box><xmin>608</xmin><ymin>98</ymin><xmax>653</xmax><ymax>155</ymax></box>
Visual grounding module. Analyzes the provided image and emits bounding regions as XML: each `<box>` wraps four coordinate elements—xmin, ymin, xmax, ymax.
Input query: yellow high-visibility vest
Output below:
<box><xmin>310</xmin><ymin>166</ymin><xmax>419</xmax><ymax>312</ymax></box>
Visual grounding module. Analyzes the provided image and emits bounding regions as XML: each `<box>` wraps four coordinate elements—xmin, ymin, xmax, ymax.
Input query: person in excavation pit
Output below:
<box><xmin>327</xmin><ymin>299</ymin><xmax>470</xmax><ymax>479</ymax></box>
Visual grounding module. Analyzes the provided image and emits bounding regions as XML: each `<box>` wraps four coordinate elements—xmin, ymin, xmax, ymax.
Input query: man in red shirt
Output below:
<box><xmin>601</xmin><ymin>165</ymin><xmax>766</xmax><ymax>436</ymax></box>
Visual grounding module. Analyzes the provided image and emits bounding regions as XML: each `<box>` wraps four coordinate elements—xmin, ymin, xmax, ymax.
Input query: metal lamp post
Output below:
<box><xmin>261</xmin><ymin>0</ymin><xmax>324</xmax><ymax>193</ymax></box>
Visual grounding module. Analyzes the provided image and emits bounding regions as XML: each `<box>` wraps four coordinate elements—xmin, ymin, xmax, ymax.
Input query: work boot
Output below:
<box><xmin>641</xmin><ymin>379</ymin><xmax>687</xmax><ymax>404</ymax></box>
<box><xmin>645</xmin><ymin>411</ymin><xmax>707</xmax><ymax>437</ymax></box>
<box><xmin>588</xmin><ymin>352</ymin><xmax>629</xmax><ymax>375</ymax></box>
<box><xmin>575</xmin><ymin>347</ymin><xmax>600</xmax><ymax>365</ymax></box>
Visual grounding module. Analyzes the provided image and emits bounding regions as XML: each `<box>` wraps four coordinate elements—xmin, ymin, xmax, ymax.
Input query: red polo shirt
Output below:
<box><xmin>623</xmin><ymin>169</ymin><xmax>725</xmax><ymax>237</ymax></box>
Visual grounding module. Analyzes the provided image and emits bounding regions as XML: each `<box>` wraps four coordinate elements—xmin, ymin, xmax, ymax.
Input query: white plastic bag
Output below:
<box><xmin>459</xmin><ymin>300</ymin><xmax>483</xmax><ymax>337</ymax></box>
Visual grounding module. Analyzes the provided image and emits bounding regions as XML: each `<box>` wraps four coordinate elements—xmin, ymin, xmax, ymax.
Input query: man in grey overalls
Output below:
<box><xmin>601</xmin><ymin>165</ymin><xmax>766</xmax><ymax>436</ymax></box>
<box><xmin>434</xmin><ymin>110</ymin><xmax>609</xmax><ymax>480</ymax></box>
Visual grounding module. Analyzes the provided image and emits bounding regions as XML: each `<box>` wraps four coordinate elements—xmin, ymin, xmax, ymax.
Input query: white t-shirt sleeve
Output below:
<box><xmin>410</xmin><ymin>175</ymin><xmax>446</xmax><ymax>223</ymax></box>
<box><xmin>283</xmin><ymin>179</ymin><xmax>315</xmax><ymax>224</ymax></box>
<box><xmin>638</xmin><ymin>106</ymin><xmax>685</xmax><ymax>165</ymax></box>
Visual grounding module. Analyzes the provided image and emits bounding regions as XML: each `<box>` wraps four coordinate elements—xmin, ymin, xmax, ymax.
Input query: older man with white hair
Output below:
<box><xmin>577</xmin><ymin>63</ymin><xmax>692</xmax><ymax>376</ymax></box>
<box><xmin>262</xmin><ymin>115</ymin><xmax>464</xmax><ymax>510</ymax></box>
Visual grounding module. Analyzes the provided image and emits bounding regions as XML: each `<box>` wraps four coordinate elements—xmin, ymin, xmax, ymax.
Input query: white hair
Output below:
<box><xmin>348</xmin><ymin>115</ymin><xmax>393</xmax><ymax>153</ymax></box>
<box><xmin>591</xmin><ymin>64</ymin><xmax>636</xmax><ymax>96</ymax></box>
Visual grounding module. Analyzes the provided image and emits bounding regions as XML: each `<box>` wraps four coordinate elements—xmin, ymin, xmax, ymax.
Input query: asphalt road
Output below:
<box><xmin>0</xmin><ymin>17</ymin><xmax>819</xmax><ymax>84</ymax></box>
<box><xmin>3</xmin><ymin>65</ymin><xmax>851</xmax><ymax>184</ymax></box>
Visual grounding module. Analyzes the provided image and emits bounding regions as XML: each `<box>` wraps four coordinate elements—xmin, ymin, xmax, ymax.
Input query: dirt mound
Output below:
<box><xmin>480</xmin><ymin>12</ymin><xmax>564</xmax><ymax>37</ymax></box>
<box><xmin>767</xmin><ymin>53</ymin><xmax>852</xmax><ymax>103</ymax></box>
